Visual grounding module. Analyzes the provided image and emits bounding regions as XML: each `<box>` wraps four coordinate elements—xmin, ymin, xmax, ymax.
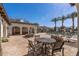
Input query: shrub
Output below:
<box><xmin>1</xmin><ymin>37</ymin><xmax>8</xmax><ymax>42</ymax></box>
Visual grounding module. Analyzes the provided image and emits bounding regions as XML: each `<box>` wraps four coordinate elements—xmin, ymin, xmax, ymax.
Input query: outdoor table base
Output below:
<box><xmin>36</xmin><ymin>38</ymin><xmax>56</xmax><ymax>56</ymax></box>
<box><xmin>42</xmin><ymin>43</ymin><xmax>47</xmax><ymax>56</ymax></box>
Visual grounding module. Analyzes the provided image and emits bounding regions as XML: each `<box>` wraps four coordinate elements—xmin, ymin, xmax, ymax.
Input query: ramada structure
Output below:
<box><xmin>0</xmin><ymin>4</ymin><xmax>38</xmax><ymax>38</ymax></box>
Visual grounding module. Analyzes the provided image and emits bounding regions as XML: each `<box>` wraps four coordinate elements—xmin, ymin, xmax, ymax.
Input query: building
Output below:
<box><xmin>9</xmin><ymin>19</ymin><xmax>38</xmax><ymax>35</ymax></box>
<box><xmin>0</xmin><ymin>4</ymin><xmax>38</xmax><ymax>37</ymax></box>
<box><xmin>0</xmin><ymin>4</ymin><xmax>10</xmax><ymax>38</ymax></box>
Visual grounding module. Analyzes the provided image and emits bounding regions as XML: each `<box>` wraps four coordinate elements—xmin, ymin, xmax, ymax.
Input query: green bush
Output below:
<box><xmin>0</xmin><ymin>37</ymin><xmax>8</xmax><ymax>43</ymax></box>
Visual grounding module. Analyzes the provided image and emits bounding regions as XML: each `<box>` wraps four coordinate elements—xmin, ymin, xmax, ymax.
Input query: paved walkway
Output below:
<box><xmin>1</xmin><ymin>34</ymin><xmax>78</xmax><ymax>56</ymax></box>
<box><xmin>1</xmin><ymin>35</ymin><xmax>28</xmax><ymax>56</ymax></box>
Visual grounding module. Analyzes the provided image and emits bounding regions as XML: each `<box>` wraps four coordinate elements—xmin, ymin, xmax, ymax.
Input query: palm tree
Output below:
<box><xmin>67</xmin><ymin>12</ymin><xmax>77</xmax><ymax>33</ymax></box>
<box><xmin>51</xmin><ymin>18</ymin><xmax>58</xmax><ymax>31</ymax></box>
<box><xmin>58</xmin><ymin>16</ymin><xmax>66</xmax><ymax>32</ymax></box>
<box><xmin>61</xmin><ymin>16</ymin><xmax>66</xmax><ymax>28</ymax></box>
<box><xmin>71</xmin><ymin>12</ymin><xmax>77</xmax><ymax>32</ymax></box>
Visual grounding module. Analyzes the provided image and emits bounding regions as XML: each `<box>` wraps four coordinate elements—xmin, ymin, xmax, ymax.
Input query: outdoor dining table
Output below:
<box><xmin>36</xmin><ymin>37</ymin><xmax>56</xmax><ymax>55</ymax></box>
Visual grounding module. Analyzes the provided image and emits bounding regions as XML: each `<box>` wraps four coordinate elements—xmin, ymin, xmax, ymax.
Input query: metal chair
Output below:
<box><xmin>34</xmin><ymin>35</ymin><xmax>40</xmax><ymax>44</ymax></box>
<box><xmin>52</xmin><ymin>37</ymin><xmax>65</xmax><ymax>56</ymax></box>
<box><xmin>28</xmin><ymin>39</ymin><xmax>42</xmax><ymax>56</ymax></box>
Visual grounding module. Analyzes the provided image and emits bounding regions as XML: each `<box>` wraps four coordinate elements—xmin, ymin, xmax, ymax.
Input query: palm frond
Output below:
<box><xmin>66</xmin><ymin>12</ymin><xmax>77</xmax><ymax>19</ymax></box>
<box><xmin>51</xmin><ymin>18</ymin><xmax>57</xmax><ymax>22</ymax></box>
<box><xmin>70</xmin><ymin>3</ymin><xmax>75</xmax><ymax>6</ymax></box>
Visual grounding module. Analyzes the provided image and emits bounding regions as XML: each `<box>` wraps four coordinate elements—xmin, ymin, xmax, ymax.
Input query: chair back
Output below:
<box><xmin>34</xmin><ymin>35</ymin><xmax>40</xmax><ymax>40</ymax></box>
<box><xmin>34</xmin><ymin>35</ymin><xmax>40</xmax><ymax>44</ymax></box>
<box><xmin>28</xmin><ymin>40</ymin><xmax>34</xmax><ymax>48</ymax></box>
<box><xmin>53</xmin><ymin>37</ymin><xmax>64</xmax><ymax>50</ymax></box>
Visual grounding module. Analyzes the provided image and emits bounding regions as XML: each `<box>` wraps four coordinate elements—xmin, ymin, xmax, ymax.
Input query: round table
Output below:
<box><xmin>36</xmin><ymin>38</ymin><xmax>56</xmax><ymax>43</ymax></box>
<box><xmin>36</xmin><ymin>38</ymin><xmax>56</xmax><ymax>55</ymax></box>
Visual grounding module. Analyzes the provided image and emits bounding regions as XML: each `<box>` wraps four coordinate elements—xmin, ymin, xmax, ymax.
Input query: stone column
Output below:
<box><xmin>0</xmin><ymin>17</ymin><xmax>3</xmax><ymax>38</ymax></box>
<box><xmin>20</xmin><ymin>27</ymin><xmax>22</xmax><ymax>35</ymax></box>
<box><xmin>76</xmin><ymin>4</ymin><xmax>79</xmax><ymax>51</ymax></box>
<box><xmin>3</xmin><ymin>19</ymin><xmax>7</xmax><ymax>38</ymax></box>
<box><xmin>0</xmin><ymin>20</ymin><xmax>3</xmax><ymax>37</ymax></box>
<box><xmin>10</xmin><ymin>26</ymin><xmax>12</xmax><ymax>35</ymax></box>
<box><xmin>34</xmin><ymin>27</ymin><xmax>37</xmax><ymax>34</ymax></box>
<box><xmin>28</xmin><ymin>27</ymin><xmax>30</xmax><ymax>34</ymax></box>
<box><xmin>5</xmin><ymin>24</ymin><xmax>8</xmax><ymax>37</ymax></box>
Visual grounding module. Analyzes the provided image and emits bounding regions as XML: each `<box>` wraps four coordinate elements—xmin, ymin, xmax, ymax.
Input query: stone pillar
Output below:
<box><xmin>10</xmin><ymin>26</ymin><xmax>12</xmax><ymax>35</ymax></box>
<box><xmin>34</xmin><ymin>27</ymin><xmax>37</xmax><ymax>34</ymax></box>
<box><xmin>20</xmin><ymin>27</ymin><xmax>22</xmax><ymax>35</ymax></box>
<box><xmin>0</xmin><ymin>20</ymin><xmax>3</xmax><ymax>37</ymax></box>
<box><xmin>3</xmin><ymin>19</ymin><xmax>7</xmax><ymax>38</ymax></box>
<box><xmin>5</xmin><ymin>24</ymin><xmax>8</xmax><ymax>37</ymax></box>
<box><xmin>28</xmin><ymin>27</ymin><xmax>30</xmax><ymax>34</ymax></box>
<box><xmin>0</xmin><ymin>17</ymin><xmax>3</xmax><ymax>38</ymax></box>
<box><xmin>76</xmin><ymin>4</ymin><xmax>79</xmax><ymax>51</ymax></box>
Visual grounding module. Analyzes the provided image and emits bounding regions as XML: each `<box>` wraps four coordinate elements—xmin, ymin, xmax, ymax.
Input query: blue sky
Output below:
<box><xmin>3</xmin><ymin>3</ymin><xmax>77</xmax><ymax>27</ymax></box>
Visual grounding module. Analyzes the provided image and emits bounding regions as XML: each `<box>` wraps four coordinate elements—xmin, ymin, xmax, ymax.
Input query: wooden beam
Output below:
<box><xmin>0</xmin><ymin>6</ymin><xmax>3</xmax><ymax>10</ymax></box>
<box><xmin>1</xmin><ymin>14</ymin><xmax>6</xmax><ymax>18</ymax></box>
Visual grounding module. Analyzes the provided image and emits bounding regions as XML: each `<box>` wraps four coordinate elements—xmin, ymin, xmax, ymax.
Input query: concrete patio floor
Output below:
<box><xmin>1</xmin><ymin>35</ymin><xmax>28</xmax><ymax>56</ymax></box>
<box><xmin>1</xmin><ymin>35</ymin><xmax>78</xmax><ymax>56</ymax></box>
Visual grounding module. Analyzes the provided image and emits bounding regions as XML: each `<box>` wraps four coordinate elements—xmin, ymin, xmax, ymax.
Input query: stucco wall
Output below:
<box><xmin>9</xmin><ymin>22</ymin><xmax>37</xmax><ymax>35</ymax></box>
<box><xmin>0</xmin><ymin>15</ymin><xmax>9</xmax><ymax>37</ymax></box>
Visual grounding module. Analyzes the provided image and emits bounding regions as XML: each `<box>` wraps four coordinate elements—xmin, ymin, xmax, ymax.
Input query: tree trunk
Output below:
<box><xmin>54</xmin><ymin>20</ymin><xmax>56</xmax><ymax>31</ymax></box>
<box><xmin>72</xmin><ymin>17</ymin><xmax>74</xmax><ymax>33</ymax></box>
<box><xmin>62</xmin><ymin>19</ymin><xmax>64</xmax><ymax>32</ymax></box>
<box><xmin>62</xmin><ymin>19</ymin><xmax>64</xmax><ymax>27</ymax></box>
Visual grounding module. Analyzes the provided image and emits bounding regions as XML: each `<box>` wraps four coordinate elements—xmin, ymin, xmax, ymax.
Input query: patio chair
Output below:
<box><xmin>51</xmin><ymin>37</ymin><xmax>65</xmax><ymax>56</ymax></box>
<box><xmin>34</xmin><ymin>35</ymin><xmax>40</xmax><ymax>44</ymax></box>
<box><xmin>24</xmin><ymin>33</ymin><xmax>34</xmax><ymax>38</ymax></box>
<box><xmin>66</xmin><ymin>35</ymin><xmax>77</xmax><ymax>43</ymax></box>
<box><xmin>34</xmin><ymin>35</ymin><xmax>40</xmax><ymax>39</ymax></box>
<box><xmin>28</xmin><ymin>39</ymin><xmax>42</xmax><ymax>56</ymax></box>
<box><xmin>62</xmin><ymin>33</ymin><xmax>76</xmax><ymax>43</ymax></box>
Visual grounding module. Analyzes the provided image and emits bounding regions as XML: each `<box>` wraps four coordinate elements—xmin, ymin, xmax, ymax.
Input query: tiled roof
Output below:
<box><xmin>10</xmin><ymin>19</ymin><xmax>38</xmax><ymax>26</ymax></box>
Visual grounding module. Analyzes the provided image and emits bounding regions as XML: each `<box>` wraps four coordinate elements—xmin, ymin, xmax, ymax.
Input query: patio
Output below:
<box><xmin>1</xmin><ymin>34</ymin><xmax>78</xmax><ymax>56</ymax></box>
